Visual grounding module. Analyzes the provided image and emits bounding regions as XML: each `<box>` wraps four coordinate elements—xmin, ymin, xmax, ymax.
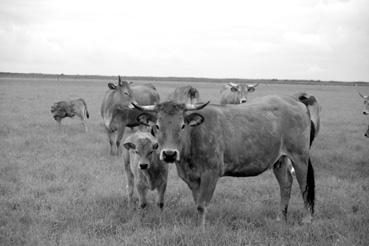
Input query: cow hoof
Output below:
<box><xmin>157</xmin><ymin>202</ymin><xmax>164</xmax><ymax>210</ymax></box>
<box><xmin>140</xmin><ymin>203</ymin><xmax>147</xmax><ymax>209</ymax></box>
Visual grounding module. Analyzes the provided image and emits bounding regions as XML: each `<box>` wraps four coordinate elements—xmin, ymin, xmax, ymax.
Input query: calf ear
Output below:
<box><xmin>185</xmin><ymin>113</ymin><xmax>204</xmax><ymax>127</ymax></box>
<box><xmin>108</xmin><ymin>83</ymin><xmax>116</xmax><ymax>90</ymax></box>
<box><xmin>137</xmin><ymin>113</ymin><xmax>157</xmax><ymax>126</ymax></box>
<box><xmin>123</xmin><ymin>142</ymin><xmax>136</xmax><ymax>150</ymax></box>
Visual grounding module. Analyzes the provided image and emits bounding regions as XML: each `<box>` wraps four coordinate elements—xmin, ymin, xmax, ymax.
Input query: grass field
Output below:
<box><xmin>0</xmin><ymin>78</ymin><xmax>368</xmax><ymax>246</ymax></box>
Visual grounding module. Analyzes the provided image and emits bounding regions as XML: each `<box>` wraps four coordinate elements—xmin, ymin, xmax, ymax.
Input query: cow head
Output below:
<box><xmin>51</xmin><ymin>101</ymin><xmax>74</xmax><ymax>122</ymax></box>
<box><xmin>186</xmin><ymin>86</ymin><xmax>200</xmax><ymax>104</ymax></box>
<box><xmin>124</xmin><ymin>136</ymin><xmax>159</xmax><ymax>170</ymax></box>
<box><xmin>359</xmin><ymin>93</ymin><xmax>369</xmax><ymax>115</ymax></box>
<box><xmin>108</xmin><ymin>76</ymin><xmax>133</xmax><ymax>97</ymax></box>
<box><xmin>132</xmin><ymin>101</ymin><xmax>209</xmax><ymax>163</ymax></box>
<box><xmin>223</xmin><ymin>82</ymin><xmax>259</xmax><ymax>104</ymax></box>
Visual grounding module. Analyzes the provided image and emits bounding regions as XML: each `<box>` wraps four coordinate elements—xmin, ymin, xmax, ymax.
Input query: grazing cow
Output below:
<box><xmin>101</xmin><ymin>76</ymin><xmax>160</xmax><ymax>155</ymax></box>
<box><xmin>133</xmin><ymin>94</ymin><xmax>317</xmax><ymax>229</ymax></box>
<box><xmin>123</xmin><ymin>131</ymin><xmax>168</xmax><ymax>209</ymax></box>
<box><xmin>359</xmin><ymin>93</ymin><xmax>369</xmax><ymax>115</ymax></box>
<box><xmin>51</xmin><ymin>98</ymin><xmax>89</xmax><ymax>132</ymax></box>
<box><xmin>167</xmin><ymin>85</ymin><xmax>200</xmax><ymax>104</ymax></box>
<box><xmin>220</xmin><ymin>82</ymin><xmax>259</xmax><ymax>105</ymax></box>
<box><xmin>358</xmin><ymin>93</ymin><xmax>369</xmax><ymax>137</ymax></box>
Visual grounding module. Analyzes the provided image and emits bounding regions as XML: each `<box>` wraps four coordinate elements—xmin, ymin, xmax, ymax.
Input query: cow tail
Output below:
<box><xmin>296</xmin><ymin>92</ymin><xmax>319</xmax><ymax>146</ymax></box>
<box><xmin>81</xmin><ymin>99</ymin><xmax>89</xmax><ymax>119</ymax></box>
<box><xmin>304</xmin><ymin>158</ymin><xmax>315</xmax><ymax>214</ymax></box>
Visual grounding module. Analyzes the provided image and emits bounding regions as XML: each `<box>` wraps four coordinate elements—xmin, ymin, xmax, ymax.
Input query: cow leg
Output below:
<box><xmin>156</xmin><ymin>182</ymin><xmax>167</xmax><ymax>210</ymax></box>
<box><xmin>78</xmin><ymin>115</ymin><xmax>87</xmax><ymax>132</ymax></box>
<box><xmin>116</xmin><ymin>126</ymin><xmax>125</xmax><ymax>155</ymax></box>
<box><xmin>107</xmin><ymin>129</ymin><xmax>117</xmax><ymax>155</ymax></box>
<box><xmin>123</xmin><ymin>149</ymin><xmax>134</xmax><ymax>207</ymax></box>
<box><xmin>273</xmin><ymin>156</ymin><xmax>293</xmax><ymax>222</ymax></box>
<box><xmin>290</xmin><ymin>154</ymin><xmax>315</xmax><ymax>224</ymax></box>
<box><xmin>196</xmin><ymin>171</ymin><xmax>218</xmax><ymax>230</ymax></box>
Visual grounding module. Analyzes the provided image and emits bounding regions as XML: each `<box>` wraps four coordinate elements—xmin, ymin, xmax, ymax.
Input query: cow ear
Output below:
<box><xmin>137</xmin><ymin>113</ymin><xmax>157</xmax><ymax>126</ymax></box>
<box><xmin>123</xmin><ymin>142</ymin><xmax>136</xmax><ymax>150</ymax></box>
<box><xmin>108</xmin><ymin>83</ymin><xmax>116</xmax><ymax>90</ymax></box>
<box><xmin>247</xmin><ymin>86</ymin><xmax>256</xmax><ymax>92</ymax></box>
<box><xmin>185</xmin><ymin>113</ymin><xmax>204</xmax><ymax>127</ymax></box>
<box><xmin>152</xmin><ymin>143</ymin><xmax>159</xmax><ymax>150</ymax></box>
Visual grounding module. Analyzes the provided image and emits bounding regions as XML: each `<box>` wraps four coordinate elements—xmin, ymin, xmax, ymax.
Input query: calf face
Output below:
<box><xmin>123</xmin><ymin>137</ymin><xmax>159</xmax><ymax>170</ymax></box>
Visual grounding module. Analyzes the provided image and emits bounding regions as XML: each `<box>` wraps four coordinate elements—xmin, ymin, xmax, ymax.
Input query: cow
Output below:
<box><xmin>167</xmin><ymin>85</ymin><xmax>200</xmax><ymax>104</ymax></box>
<box><xmin>122</xmin><ymin>131</ymin><xmax>168</xmax><ymax>209</ymax></box>
<box><xmin>50</xmin><ymin>98</ymin><xmax>89</xmax><ymax>132</ymax></box>
<box><xmin>359</xmin><ymin>93</ymin><xmax>369</xmax><ymax>115</ymax></box>
<box><xmin>101</xmin><ymin>76</ymin><xmax>160</xmax><ymax>155</ymax></box>
<box><xmin>358</xmin><ymin>93</ymin><xmax>369</xmax><ymax>138</ymax></box>
<box><xmin>220</xmin><ymin>82</ymin><xmax>259</xmax><ymax>105</ymax></box>
<box><xmin>132</xmin><ymin>94</ymin><xmax>317</xmax><ymax>229</ymax></box>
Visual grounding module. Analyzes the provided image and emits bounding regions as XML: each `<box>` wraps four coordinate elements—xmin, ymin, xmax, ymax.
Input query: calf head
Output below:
<box><xmin>132</xmin><ymin>101</ymin><xmax>209</xmax><ymax>164</ymax></box>
<box><xmin>124</xmin><ymin>136</ymin><xmax>159</xmax><ymax>170</ymax></box>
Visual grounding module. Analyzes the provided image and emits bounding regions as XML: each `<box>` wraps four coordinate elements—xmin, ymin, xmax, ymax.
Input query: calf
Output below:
<box><xmin>51</xmin><ymin>98</ymin><xmax>89</xmax><ymax>132</ymax></box>
<box><xmin>123</xmin><ymin>131</ymin><xmax>168</xmax><ymax>209</ymax></box>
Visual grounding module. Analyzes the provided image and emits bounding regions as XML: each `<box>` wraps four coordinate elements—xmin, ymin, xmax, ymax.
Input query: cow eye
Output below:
<box><xmin>148</xmin><ymin>151</ymin><xmax>153</xmax><ymax>155</ymax></box>
<box><xmin>124</xmin><ymin>91</ymin><xmax>129</xmax><ymax>95</ymax></box>
<box><xmin>155</xmin><ymin>124</ymin><xmax>160</xmax><ymax>130</ymax></box>
<box><xmin>181</xmin><ymin>123</ymin><xmax>186</xmax><ymax>129</ymax></box>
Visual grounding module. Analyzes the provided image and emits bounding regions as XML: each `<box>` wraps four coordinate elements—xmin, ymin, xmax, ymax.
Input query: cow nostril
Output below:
<box><xmin>139</xmin><ymin>163</ymin><xmax>149</xmax><ymax>169</ymax></box>
<box><xmin>240</xmin><ymin>99</ymin><xmax>247</xmax><ymax>103</ymax></box>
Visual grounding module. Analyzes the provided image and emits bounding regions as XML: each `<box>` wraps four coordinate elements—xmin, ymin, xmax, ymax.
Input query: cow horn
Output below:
<box><xmin>185</xmin><ymin>101</ymin><xmax>210</xmax><ymax>111</ymax></box>
<box><xmin>359</xmin><ymin>92</ymin><xmax>368</xmax><ymax>99</ymax></box>
<box><xmin>131</xmin><ymin>102</ymin><xmax>157</xmax><ymax>111</ymax></box>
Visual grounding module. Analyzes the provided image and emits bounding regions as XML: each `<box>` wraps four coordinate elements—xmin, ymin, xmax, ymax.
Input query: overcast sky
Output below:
<box><xmin>0</xmin><ymin>0</ymin><xmax>368</xmax><ymax>81</ymax></box>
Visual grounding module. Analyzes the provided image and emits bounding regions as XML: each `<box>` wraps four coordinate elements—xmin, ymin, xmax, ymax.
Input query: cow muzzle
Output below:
<box><xmin>160</xmin><ymin>149</ymin><xmax>180</xmax><ymax>163</ymax></box>
<box><xmin>139</xmin><ymin>163</ymin><xmax>149</xmax><ymax>170</ymax></box>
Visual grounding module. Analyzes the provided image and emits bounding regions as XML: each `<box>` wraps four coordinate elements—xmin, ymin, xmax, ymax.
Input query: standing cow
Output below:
<box><xmin>359</xmin><ymin>93</ymin><xmax>369</xmax><ymax>137</ymax></box>
<box><xmin>167</xmin><ymin>85</ymin><xmax>200</xmax><ymax>104</ymax></box>
<box><xmin>133</xmin><ymin>94</ymin><xmax>317</xmax><ymax>229</ymax></box>
<box><xmin>220</xmin><ymin>82</ymin><xmax>259</xmax><ymax>105</ymax></box>
<box><xmin>51</xmin><ymin>98</ymin><xmax>89</xmax><ymax>132</ymax></box>
<box><xmin>101</xmin><ymin>76</ymin><xmax>160</xmax><ymax>155</ymax></box>
<box><xmin>123</xmin><ymin>131</ymin><xmax>168</xmax><ymax>209</ymax></box>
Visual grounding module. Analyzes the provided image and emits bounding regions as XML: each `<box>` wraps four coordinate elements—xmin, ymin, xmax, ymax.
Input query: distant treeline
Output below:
<box><xmin>1</xmin><ymin>72</ymin><xmax>368</xmax><ymax>86</ymax></box>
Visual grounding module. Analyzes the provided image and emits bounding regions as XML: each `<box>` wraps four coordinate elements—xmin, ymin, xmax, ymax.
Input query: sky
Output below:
<box><xmin>0</xmin><ymin>0</ymin><xmax>368</xmax><ymax>81</ymax></box>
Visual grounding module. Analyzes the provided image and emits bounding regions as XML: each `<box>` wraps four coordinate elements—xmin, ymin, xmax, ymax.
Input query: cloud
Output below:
<box><xmin>0</xmin><ymin>0</ymin><xmax>368</xmax><ymax>81</ymax></box>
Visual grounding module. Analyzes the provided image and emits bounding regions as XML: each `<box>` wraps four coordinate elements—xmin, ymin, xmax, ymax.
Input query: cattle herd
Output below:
<box><xmin>50</xmin><ymin>77</ymin><xmax>369</xmax><ymax>229</ymax></box>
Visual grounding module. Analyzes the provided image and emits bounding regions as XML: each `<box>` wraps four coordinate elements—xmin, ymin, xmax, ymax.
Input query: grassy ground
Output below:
<box><xmin>0</xmin><ymin>78</ymin><xmax>368</xmax><ymax>246</ymax></box>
